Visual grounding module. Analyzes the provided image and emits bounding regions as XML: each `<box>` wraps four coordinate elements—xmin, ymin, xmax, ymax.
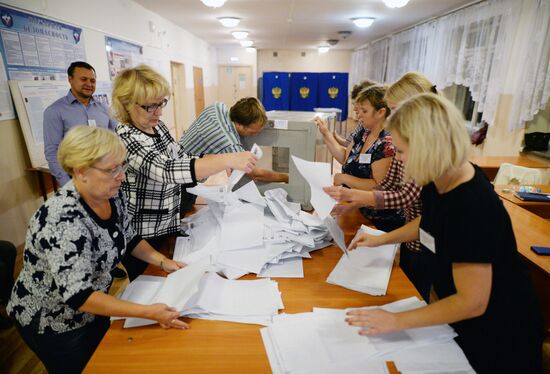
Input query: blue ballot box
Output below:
<box><xmin>318</xmin><ymin>73</ymin><xmax>349</xmax><ymax>120</ymax></box>
<box><xmin>290</xmin><ymin>73</ymin><xmax>319</xmax><ymax>111</ymax></box>
<box><xmin>262</xmin><ymin>72</ymin><xmax>290</xmax><ymax>111</ymax></box>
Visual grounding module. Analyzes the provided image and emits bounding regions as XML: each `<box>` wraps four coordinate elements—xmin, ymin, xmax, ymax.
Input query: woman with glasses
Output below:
<box><xmin>8</xmin><ymin>126</ymin><xmax>189</xmax><ymax>373</ymax></box>
<box><xmin>112</xmin><ymin>65</ymin><xmax>256</xmax><ymax>269</ymax></box>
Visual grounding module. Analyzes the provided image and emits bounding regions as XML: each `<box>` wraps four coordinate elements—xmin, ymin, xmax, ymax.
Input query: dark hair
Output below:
<box><xmin>351</xmin><ymin>80</ymin><xmax>377</xmax><ymax>100</ymax></box>
<box><xmin>67</xmin><ymin>61</ymin><xmax>95</xmax><ymax>77</ymax></box>
<box><xmin>229</xmin><ymin>97</ymin><xmax>267</xmax><ymax>127</ymax></box>
<box><xmin>356</xmin><ymin>85</ymin><xmax>391</xmax><ymax>118</ymax></box>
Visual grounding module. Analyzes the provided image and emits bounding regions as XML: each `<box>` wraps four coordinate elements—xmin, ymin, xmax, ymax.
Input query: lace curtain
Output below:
<box><xmin>350</xmin><ymin>38</ymin><xmax>389</xmax><ymax>85</ymax></box>
<box><xmin>351</xmin><ymin>0</ymin><xmax>550</xmax><ymax>130</ymax></box>
<box><xmin>508</xmin><ymin>0</ymin><xmax>550</xmax><ymax>130</ymax></box>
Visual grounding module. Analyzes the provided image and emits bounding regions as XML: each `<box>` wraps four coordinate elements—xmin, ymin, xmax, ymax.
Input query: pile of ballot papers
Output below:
<box><xmin>327</xmin><ymin>225</ymin><xmax>398</xmax><ymax>296</ymax></box>
<box><xmin>116</xmin><ymin>260</ymin><xmax>283</xmax><ymax>328</ymax></box>
<box><xmin>174</xmin><ymin>179</ymin><xmax>333</xmax><ymax>279</ymax></box>
<box><xmin>261</xmin><ymin>297</ymin><xmax>475</xmax><ymax>374</ymax></box>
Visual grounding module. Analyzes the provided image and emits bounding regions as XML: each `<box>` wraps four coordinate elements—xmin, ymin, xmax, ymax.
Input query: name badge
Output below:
<box><xmin>88</xmin><ymin>119</ymin><xmax>97</xmax><ymax>127</ymax></box>
<box><xmin>359</xmin><ymin>153</ymin><xmax>371</xmax><ymax>164</ymax></box>
<box><xmin>419</xmin><ymin>228</ymin><xmax>436</xmax><ymax>254</ymax></box>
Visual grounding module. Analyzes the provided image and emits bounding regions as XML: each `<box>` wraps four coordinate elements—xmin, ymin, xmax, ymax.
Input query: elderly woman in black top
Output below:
<box><xmin>8</xmin><ymin>126</ymin><xmax>187</xmax><ymax>373</ymax></box>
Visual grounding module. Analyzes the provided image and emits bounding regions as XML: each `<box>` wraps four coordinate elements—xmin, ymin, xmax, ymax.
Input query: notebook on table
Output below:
<box><xmin>513</xmin><ymin>192</ymin><xmax>550</xmax><ymax>202</ymax></box>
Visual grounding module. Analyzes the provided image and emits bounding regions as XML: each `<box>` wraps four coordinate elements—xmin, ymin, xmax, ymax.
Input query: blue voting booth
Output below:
<box><xmin>261</xmin><ymin>72</ymin><xmax>349</xmax><ymax>115</ymax></box>
<box><xmin>318</xmin><ymin>73</ymin><xmax>349</xmax><ymax>120</ymax></box>
<box><xmin>290</xmin><ymin>73</ymin><xmax>319</xmax><ymax>111</ymax></box>
<box><xmin>262</xmin><ymin>72</ymin><xmax>290</xmax><ymax>111</ymax></box>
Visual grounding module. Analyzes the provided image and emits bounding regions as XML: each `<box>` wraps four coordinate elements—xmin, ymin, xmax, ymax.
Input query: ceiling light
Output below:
<box><xmin>218</xmin><ymin>17</ymin><xmax>240</xmax><ymax>27</ymax></box>
<box><xmin>351</xmin><ymin>17</ymin><xmax>376</xmax><ymax>28</ymax></box>
<box><xmin>338</xmin><ymin>30</ymin><xmax>352</xmax><ymax>39</ymax></box>
<box><xmin>246</xmin><ymin>47</ymin><xmax>256</xmax><ymax>53</ymax></box>
<box><xmin>232</xmin><ymin>31</ymin><xmax>249</xmax><ymax>40</ymax></box>
<box><xmin>240</xmin><ymin>40</ymin><xmax>253</xmax><ymax>47</ymax></box>
<box><xmin>383</xmin><ymin>0</ymin><xmax>410</xmax><ymax>8</ymax></box>
<box><xmin>327</xmin><ymin>39</ymin><xmax>339</xmax><ymax>46</ymax></box>
<box><xmin>230</xmin><ymin>56</ymin><xmax>239</xmax><ymax>62</ymax></box>
<box><xmin>201</xmin><ymin>0</ymin><xmax>226</xmax><ymax>8</ymax></box>
<box><xmin>318</xmin><ymin>46</ymin><xmax>330</xmax><ymax>53</ymax></box>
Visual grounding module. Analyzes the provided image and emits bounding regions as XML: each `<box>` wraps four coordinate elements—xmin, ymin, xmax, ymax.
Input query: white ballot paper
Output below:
<box><xmin>118</xmin><ymin>257</ymin><xmax>210</xmax><ymax>328</ymax></box>
<box><xmin>290</xmin><ymin>155</ymin><xmax>336</xmax><ymax>219</ymax></box>
<box><xmin>327</xmin><ymin>226</ymin><xmax>397</xmax><ymax>295</ymax></box>
<box><xmin>228</xmin><ymin>143</ymin><xmax>263</xmax><ymax>187</ymax></box>
<box><xmin>323</xmin><ymin>216</ymin><xmax>348</xmax><ymax>257</ymax></box>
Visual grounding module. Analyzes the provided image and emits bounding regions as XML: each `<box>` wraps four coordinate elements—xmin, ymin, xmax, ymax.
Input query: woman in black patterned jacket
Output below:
<box><xmin>8</xmin><ymin>126</ymin><xmax>189</xmax><ymax>373</ymax></box>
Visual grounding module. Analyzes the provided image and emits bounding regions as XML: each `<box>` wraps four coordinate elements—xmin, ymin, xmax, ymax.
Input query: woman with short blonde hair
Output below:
<box><xmin>346</xmin><ymin>93</ymin><xmax>542</xmax><ymax>373</ymax></box>
<box><xmin>113</xmin><ymin>65</ymin><xmax>257</xmax><ymax>245</ymax></box>
<box><xmin>385</xmin><ymin>71</ymin><xmax>437</xmax><ymax>109</ymax></box>
<box><xmin>9</xmin><ymin>126</ymin><xmax>189</xmax><ymax>373</ymax></box>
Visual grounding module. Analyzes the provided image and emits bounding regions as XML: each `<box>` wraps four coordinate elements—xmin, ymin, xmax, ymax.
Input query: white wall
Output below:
<box><xmin>0</xmin><ymin>0</ymin><xmax>219</xmax><ymax>245</ymax></box>
<box><xmin>258</xmin><ymin>49</ymin><xmax>352</xmax><ymax>75</ymax></box>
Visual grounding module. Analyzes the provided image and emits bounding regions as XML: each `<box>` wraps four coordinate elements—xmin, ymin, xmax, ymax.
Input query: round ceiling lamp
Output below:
<box><xmin>318</xmin><ymin>46</ymin><xmax>330</xmax><ymax>53</ymax></box>
<box><xmin>351</xmin><ymin>17</ymin><xmax>376</xmax><ymax>28</ymax></box>
<box><xmin>218</xmin><ymin>17</ymin><xmax>240</xmax><ymax>27</ymax></box>
<box><xmin>383</xmin><ymin>0</ymin><xmax>410</xmax><ymax>8</ymax></box>
<box><xmin>232</xmin><ymin>31</ymin><xmax>249</xmax><ymax>40</ymax></box>
<box><xmin>240</xmin><ymin>40</ymin><xmax>254</xmax><ymax>47</ymax></box>
<box><xmin>201</xmin><ymin>0</ymin><xmax>226</xmax><ymax>8</ymax></box>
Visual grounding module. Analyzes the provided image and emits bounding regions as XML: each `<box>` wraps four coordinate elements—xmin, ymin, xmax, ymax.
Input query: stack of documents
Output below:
<box><xmin>261</xmin><ymin>297</ymin><xmax>474</xmax><ymax>374</ymax></box>
<box><xmin>182</xmin><ymin>272</ymin><xmax>283</xmax><ymax>325</ymax></box>
<box><xmin>177</xmin><ymin>181</ymin><xmax>332</xmax><ymax>279</ymax></box>
<box><xmin>326</xmin><ymin>225</ymin><xmax>398</xmax><ymax>295</ymax></box>
<box><xmin>117</xmin><ymin>270</ymin><xmax>283</xmax><ymax>327</ymax></box>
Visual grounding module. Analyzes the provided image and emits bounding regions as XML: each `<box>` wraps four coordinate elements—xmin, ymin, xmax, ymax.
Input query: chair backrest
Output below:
<box><xmin>494</xmin><ymin>163</ymin><xmax>544</xmax><ymax>185</ymax></box>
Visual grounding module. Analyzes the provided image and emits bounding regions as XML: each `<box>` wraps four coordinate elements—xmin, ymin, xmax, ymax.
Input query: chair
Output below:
<box><xmin>493</xmin><ymin>163</ymin><xmax>544</xmax><ymax>185</ymax></box>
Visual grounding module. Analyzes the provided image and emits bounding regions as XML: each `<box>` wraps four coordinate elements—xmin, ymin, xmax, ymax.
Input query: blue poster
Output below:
<box><xmin>262</xmin><ymin>72</ymin><xmax>290</xmax><ymax>111</ymax></box>
<box><xmin>0</xmin><ymin>5</ymin><xmax>86</xmax><ymax>80</ymax></box>
<box><xmin>318</xmin><ymin>73</ymin><xmax>349</xmax><ymax>120</ymax></box>
<box><xmin>290</xmin><ymin>72</ymin><xmax>318</xmax><ymax>111</ymax></box>
<box><xmin>105</xmin><ymin>36</ymin><xmax>143</xmax><ymax>80</ymax></box>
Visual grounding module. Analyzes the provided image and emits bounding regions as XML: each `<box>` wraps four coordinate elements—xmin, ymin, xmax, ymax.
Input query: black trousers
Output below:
<box><xmin>0</xmin><ymin>240</ymin><xmax>16</xmax><ymax>303</ymax></box>
<box><xmin>17</xmin><ymin>316</ymin><xmax>110</xmax><ymax>373</ymax></box>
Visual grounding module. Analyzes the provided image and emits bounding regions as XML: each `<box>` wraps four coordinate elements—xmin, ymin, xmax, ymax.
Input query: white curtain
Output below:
<box><xmin>508</xmin><ymin>0</ymin><xmax>550</xmax><ymax>130</ymax></box>
<box><xmin>350</xmin><ymin>0</ymin><xmax>550</xmax><ymax>129</ymax></box>
<box><xmin>350</xmin><ymin>38</ymin><xmax>389</xmax><ymax>86</ymax></box>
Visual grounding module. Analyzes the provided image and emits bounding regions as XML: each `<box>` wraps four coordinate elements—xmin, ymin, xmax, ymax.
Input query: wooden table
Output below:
<box><xmin>501</xmin><ymin>199</ymin><xmax>550</xmax><ymax>332</ymax></box>
<box><xmin>469</xmin><ymin>155</ymin><xmax>550</xmax><ymax>181</ymax></box>
<box><xmin>494</xmin><ymin>185</ymin><xmax>550</xmax><ymax>218</ymax></box>
<box><xmin>85</xmin><ymin>210</ymin><xmax>419</xmax><ymax>373</ymax></box>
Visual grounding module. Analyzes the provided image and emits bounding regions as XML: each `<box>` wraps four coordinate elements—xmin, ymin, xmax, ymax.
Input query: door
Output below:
<box><xmin>170</xmin><ymin>61</ymin><xmax>187</xmax><ymax>139</ymax></box>
<box><xmin>193</xmin><ymin>66</ymin><xmax>205</xmax><ymax>116</ymax></box>
<box><xmin>218</xmin><ymin>65</ymin><xmax>254</xmax><ymax>106</ymax></box>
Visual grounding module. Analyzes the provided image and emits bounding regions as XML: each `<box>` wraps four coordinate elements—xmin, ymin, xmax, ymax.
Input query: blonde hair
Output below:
<box><xmin>356</xmin><ymin>85</ymin><xmax>391</xmax><ymax>118</ymax></box>
<box><xmin>58</xmin><ymin>126</ymin><xmax>126</xmax><ymax>176</ymax></box>
<box><xmin>386</xmin><ymin>93</ymin><xmax>471</xmax><ymax>185</ymax></box>
<box><xmin>111</xmin><ymin>64</ymin><xmax>170</xmax><ymax>124</ymax></box>
<box><xmin>385</xmin><ymin>72</ymin><xmax>436</xmax><ymax>104</ymax></box>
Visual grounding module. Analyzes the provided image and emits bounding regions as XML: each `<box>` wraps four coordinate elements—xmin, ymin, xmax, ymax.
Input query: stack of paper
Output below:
<box><xmin>327</xmin><ymin>225</ymin><xmax>398</xmax><ymax>295</ymax></box>
<box><xmin>177</xmin><ymin>183</ymin><xmax>332</xmax><ymax>279</ymax></box>
<box><xmin>116</xmin><ymin>257</ymin><xmax>211</xmax><ymax>328</ymax></box>
<box><xmin>261</xmin><ymin>297</ymin><xmax>474</xmax><ymax>374</ymax></box>
<box><xmin>182</xmin><ymin>272</ymin><xmax>284</xmax><ymax>325</ymax></box>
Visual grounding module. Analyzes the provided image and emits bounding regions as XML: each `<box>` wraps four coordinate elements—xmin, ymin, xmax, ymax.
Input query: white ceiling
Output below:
<box><xmin>133</xmin><ymin>0</ymin><xmax>476</xmax><ymax>50</ymax></box>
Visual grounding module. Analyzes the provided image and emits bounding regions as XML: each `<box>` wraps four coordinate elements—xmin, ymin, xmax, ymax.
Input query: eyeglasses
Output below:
<box><xmin>91</xmin><ymin>162</ymin><xmax>128</xmax><ymax>178</ymax></box>
<box><xmin>139</xmin><ymin>98</ymin><xmax>168</xmax><ymax>113</ymax></box>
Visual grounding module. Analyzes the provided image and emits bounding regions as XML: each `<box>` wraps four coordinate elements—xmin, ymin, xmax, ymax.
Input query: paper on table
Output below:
<box><xmin>234</xmin><ymin>180</ymin><xmax>266</xmax><ymax>206</ymax></box>
<box><xmin>291</xmin><ymin>155</ymin><xmax>336</xmax><ymax>218</ymax></box>
<box><xmin>258</xmin><ymin>257</ymin><xmax>304</xmax><ymax>278</ymax></box>
<box><xmin>323</xmin><ymin>216</ymin><xmax>348</xmax><ymax>256</ymax></box>
<box><xmin>221</xmin><ymin>202</ymin><xmax>264</xmax><ymax>251</ymax></box>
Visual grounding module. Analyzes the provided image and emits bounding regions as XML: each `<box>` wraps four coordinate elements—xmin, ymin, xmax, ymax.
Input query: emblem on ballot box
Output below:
<box><xmin>328</xmin><ymin>86</ymin><xmax>339</xmax><ymax>99</ymax></box>
<box><xmin>272</xmin><ymin>86</ymin><xmax>282</xmax><ymax>99</ymax></box>
<box><xmin>299</xmin><ymin>86</ymin><xmax>310</xmax><ymax>99</ymax></box>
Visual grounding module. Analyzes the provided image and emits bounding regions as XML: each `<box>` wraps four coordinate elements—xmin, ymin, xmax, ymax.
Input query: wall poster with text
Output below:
<box><xmin>105</xmin><ymin>36</ymin><xmax>143</xmax><ymax>80</ymax></box>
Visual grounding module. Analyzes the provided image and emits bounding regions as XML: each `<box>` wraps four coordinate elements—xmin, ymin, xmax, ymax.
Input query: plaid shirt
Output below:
<box><xmin>117</xmin><ymin>121</ymin><xmax>199</xmax><ymax>238</ymax></box>
<box><xmin>373</xmin><ymin>158</ymin><xmax>423</xmax><ymax>252</ymax></box>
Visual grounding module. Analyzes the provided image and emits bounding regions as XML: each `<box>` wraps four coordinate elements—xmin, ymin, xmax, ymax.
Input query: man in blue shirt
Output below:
<box><xmin>43</xmin><ymin>61</ymin><xmax>117</xmax><ymax>185</ymax></box>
